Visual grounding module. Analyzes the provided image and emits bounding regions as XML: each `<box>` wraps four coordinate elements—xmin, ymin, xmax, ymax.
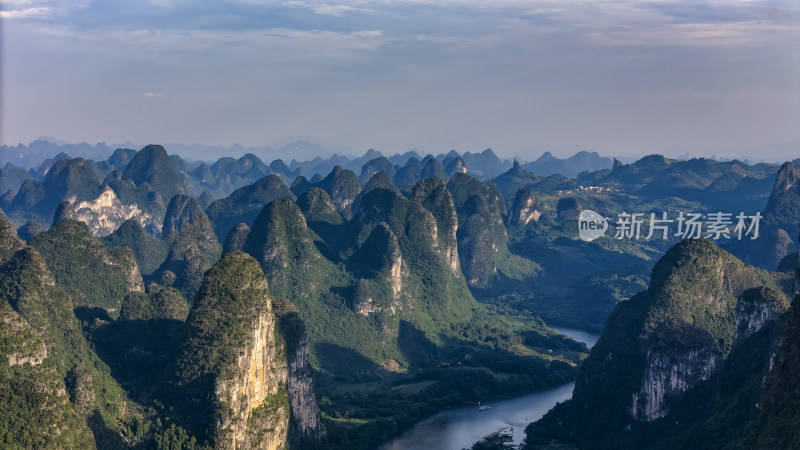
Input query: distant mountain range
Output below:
<box><xmin>522</xmin><ymin>151</ymin><xmax>614</xmax><ymax>178</ymax></box>
<box><xmin>1</xmin><ymin>139</ymin><xmax>615</xmax><ymax>179</ymax></box>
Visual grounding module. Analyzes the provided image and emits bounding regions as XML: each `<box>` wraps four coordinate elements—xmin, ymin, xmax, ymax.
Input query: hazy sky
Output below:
<box><xmin>2</xmin><ymin>0</ymin><xmax>799</xmax><ymax>159</ymax></box>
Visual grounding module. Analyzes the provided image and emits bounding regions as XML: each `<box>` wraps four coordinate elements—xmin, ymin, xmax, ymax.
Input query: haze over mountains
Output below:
<box><xmin>0</xmin><ymin>138</ymin><xmax>624</xmax><ymax>179</ymax></box>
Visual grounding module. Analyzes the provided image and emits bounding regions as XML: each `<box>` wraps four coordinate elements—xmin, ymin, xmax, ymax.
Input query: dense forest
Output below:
<box><xmin>2</xmin><ymin>142</ymin><xmax>799</xmax><ymax>448</ymax></box>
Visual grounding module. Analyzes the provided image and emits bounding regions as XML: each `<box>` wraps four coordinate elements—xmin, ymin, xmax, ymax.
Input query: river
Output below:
<box><xmin>550</xmin><ymin>325</ymin><xmax>600</xmax><ymax>349</ymax></box>
<box><xmin>379</xmin><ymin>327</ymin><xmax>599</xmax><ymax>450</ymax></box>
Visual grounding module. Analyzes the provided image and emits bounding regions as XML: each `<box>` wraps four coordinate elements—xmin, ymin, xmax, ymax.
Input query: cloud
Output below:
<box><xmin>3</xmin><ymin>0</ymin><xmax>798</xmax><ymax>153</ymax></box>
<box><xmin>0</xmin><ymin>6</ymin><xmax>51</xmax><ymax>18</ymax></box>
<box><xmin>585</xmin><ymin>20</ymin><xmax>793</xmax><ymax>47</ymax></box>
<box><xmin>285</xmin><ymin>2</ymin><xmax>375</xmax><ymax>16</ymax></box>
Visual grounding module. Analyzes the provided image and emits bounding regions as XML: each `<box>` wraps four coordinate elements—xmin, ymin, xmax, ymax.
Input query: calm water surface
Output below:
<box><xmin>379</xmin><ymin>327</ymin><xmax>599</xmax><ymax>450</ymax></box>
<box><xmin>550</xmin><ymin>325</ymin><xmax>599</xmax><ymax>349</ymax></box>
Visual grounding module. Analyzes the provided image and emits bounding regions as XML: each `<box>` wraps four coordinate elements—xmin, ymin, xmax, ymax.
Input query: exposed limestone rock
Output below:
<box><xmin>629</xmin><ymin>323</ymin><xmax>720</xmax><ymax>421</ymax></box>
<box><xmin>390</xmin><ymin>245</ymin><xmax>403</xmax><ymax>298</ymax></box>
<box><xmin>72</xmin><ymin>186</ymin><xmax>157</xmax><ymax>237</ymax></box>
<box><xmin>733</xmin><ymin>286</ymin><xmax>789</xmax><ymax>346</ymax></box>
<box><xmin>532</xmin><ymin>239</ymin><xmax>789</xmax><ymax>446</ymax></box>
<box><xmin>351</xmin><ymin>223</ymin><xmax>408</xmax><ymax>319</ymax></box>
<box><xmin>443</xmin><ymin>156</ymin><xmax>467</xmax><ymax>177</ymax></box>
<box><xmin>447</xmin><ymin>173</ymin><xmax>508</xmax><ymax>287</ymax></box>
<box><xmin>214</xmin><ymin>311</ymin><xmax>289</xmax><ymax>450</ymax></box>
<box><xmin>272</xmin><ymin>298</ymin><xmax>321</xmax><ymax>440</ymax></box>
<box><xmin>507</xmin><ymin>188</ymin><xmax>541</xmax><ymax>226</ymax></box>
<box><xmin>411</xmin><ymin>177</ymin><xmax>462</xmax><ymax>278</ymax></box>
<box><xmin>771</xmin><ymin>161</ymin><xmax>800</xmax><ymax>193</ymax></box>
<box><xmin>172</xmin><ymin>252</ymin><xmax>319</xmax><ymax>448</ymax></box>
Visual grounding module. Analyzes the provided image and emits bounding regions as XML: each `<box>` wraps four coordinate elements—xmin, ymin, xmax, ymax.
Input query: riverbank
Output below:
<box><xmin>379</xmin><ymin>327</ymin><xmax>600</xmax><ymax>449</ymax></box>
<box><xmin>549</xmin><ymin>325</ymin><xmax>599</xmax><ymax>349</ymax></box>
<box><xmin>379</xmin><ymin>383</ymin><xmax>575</xmax><ymax>450</ymax></box>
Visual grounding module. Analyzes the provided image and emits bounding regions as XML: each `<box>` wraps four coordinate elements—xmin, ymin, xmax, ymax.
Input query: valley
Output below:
<box><xmin>4</xmin><ymin>1</ymin><xmax>798</xmax><ymax>448</ymax></box>
<box><xmin>1</xmin><ymin>141</ymin><xmax>799</xmax><ymax>449</ymax></box>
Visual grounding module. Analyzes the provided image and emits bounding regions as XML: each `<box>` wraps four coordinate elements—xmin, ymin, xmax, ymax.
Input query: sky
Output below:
<box><xmin>1</xmin><ymin>0</ymin><xmax>799</xmax><ymax>160</ymax></box>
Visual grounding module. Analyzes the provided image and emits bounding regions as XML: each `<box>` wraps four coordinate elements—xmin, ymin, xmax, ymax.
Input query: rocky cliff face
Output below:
<box><xmin>315</xmin><ymin>165</ymin><xmax>363</xmax><ymax>220</ymax></box>
<box><xmin>71</xmin><ymin>186</ymin><xmax>157</xmax><ymax>236</ymax></box>
<box><xmin>730</xmin><ymin>161</ymin><xmax>800</xmax><ymax>270</ymax></box>
<box><xmin>457</xmin><ymin>195</ymin><xmax>502</xmax><ymax>286</ymax></box>
<box><xmin>0</xmin><ymin>299</ymin><xmax>48</xmax><ymax>366</ymax></box>
<box><xmin>273</xmin><ymin>298</ymin><xmax>321</xmax><ymax>440</ymax></box>
<box><xmin>526</xmin><ymin>239</ymin><xmax>791</xmax><ymax>449</ymax></box>
<box><xmin>733</xmin><ymin>286</ymin><xmax>787</xmax><ymax>345</ymax></box>
<box><xmin>171</xmin><ymin>252</ymin><xmax>319</xmax><ymax>448</ymax></box>
<box><xmin>747</xmin><ymin>295</ymin><xmax>800</xmax><ymax>448</ymax></box>
<box><xmin>770</xmin><ymin>161</ymin><xmax>800</xmax><ymax>194</ymax></box>
<box><xmin>629</xmin><ymin>323</ymin><xmax>720</xmax><ymax>421</ymax></box>
<box><xmin>507</xmin><ymin>188</ymin><xmax>541</xmax><ymax>226</ymax></box>
<box><xmin>352</xmin><ymin>223</ymin><xmax>408</xmax><ymax>319</ymax></box>
<box><xmin>243</xmin><ymin>180</ymin><xmax>485</xmax><ymax>375</ymax></box>
<box><xmin>443</xmin><ymin>156</ymin><xmax>467</xmax><ymax>177</ymax></box>
<box><xmin>446</xmin><ymin>173</ymin><xmax>508</xmax><ymax>287</ymax></box>
<box><xmin>213</xmin><ymin>310</ymin><xmax>289</xmax><ymax>450</ymax></box>
<box><xmin>350</xmin><ymin>185</ymin><xmax>477</xmax><ymax>333</ymax></box>
<box><xmin>411</xmin><ymin>177</ymin><xmax>461</xmax><ymax>278</ymax></box>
